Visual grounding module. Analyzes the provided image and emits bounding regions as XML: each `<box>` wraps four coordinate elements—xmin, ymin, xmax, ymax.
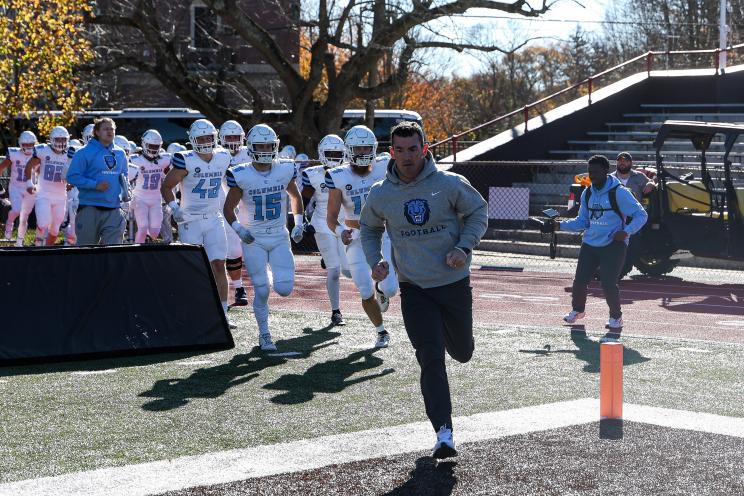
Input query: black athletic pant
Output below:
<box><xmin>399</xmin><ymin>276</ymin><xmax>474</xmax><ymax>432</ymax></box>
<box><xmin>572</xmin><ymin>241</ymin><xmax>627</xmax><ymax>319</ymax></box>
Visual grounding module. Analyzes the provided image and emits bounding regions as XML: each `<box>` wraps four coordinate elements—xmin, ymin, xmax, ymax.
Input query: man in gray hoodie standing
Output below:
<box><xmin>360</xmin><ymin>121</ymin><xmax>488</xmax><ymax>459</ymax></box>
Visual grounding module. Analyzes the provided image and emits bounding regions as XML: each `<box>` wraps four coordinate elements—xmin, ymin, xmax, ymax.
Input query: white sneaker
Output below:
<box><xmin>563</xmin><ymin>310</ymin><xmax>586</xmax><ymax>324</ymax></box>
<box><xmin>226</xmin><ymin>317</ymin><xmax>237</xmax><ymax>330</ymax></box>
<box><xmin>259</xmin><ymin>333</ymin><xmax>277</xmax><ymax>351</ymax></box>
<box><xmin>374</xmin><ymin>331</ymin><xmax>390</xmax><ymax>349</ymax></box>
<box><xmin>605</xmin><ymin>317</ymin><xmax>624</xmax><ymax>330</ymax></box>
<box><xmin>375</xmin><ymin>286</ymin><xmax>390</xmax><ymax>313</ymax></box>
<box><xmin>432</xmin><ymin>425</ymin><xmax>457</xmax><ymax>459</ymax></box>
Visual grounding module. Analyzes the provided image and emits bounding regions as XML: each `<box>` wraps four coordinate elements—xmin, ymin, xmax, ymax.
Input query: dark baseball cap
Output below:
<box><xmin>616</xmin><ymin>152</ymin><xmax>633</xmax><ymax>161</ymax></box>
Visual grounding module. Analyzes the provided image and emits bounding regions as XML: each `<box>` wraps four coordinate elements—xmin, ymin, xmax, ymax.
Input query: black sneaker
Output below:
<box><xmin>320</xmin><ymin>257</ymin><xmax>326</xmax><ymax>270</ymax></box>
<box><xmin>233</xmin><ymin>287</ymin><xmax>248</xmax><ymax>306</ymax></box>
<box><xmin>331</xmin><ymin>310</ymin><xmax>346</xmax><ymax>326</ymax></box>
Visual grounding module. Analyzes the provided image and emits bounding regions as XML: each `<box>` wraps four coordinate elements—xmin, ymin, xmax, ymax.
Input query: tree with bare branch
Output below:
<box><xmin>87</xmin><ymin>0</ymin><xmax>550</xmax><ymax>149</ymax></box>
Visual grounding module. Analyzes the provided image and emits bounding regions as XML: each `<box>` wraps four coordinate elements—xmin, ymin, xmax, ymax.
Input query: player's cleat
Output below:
<box><xmin>375</xmin><ymin>285</ymin><xmax>390</xmax><ymax>313</ymax></box>
<box><xmin>226</xmin><ymin>317</ymin><xmax>237</xmax><ymax>330</ymax></box>
<box><xmin>605</xmin><ymin>317</ymin><xmax>624</xmax><ymax>330</ymax></box>
<box><xmin>432</xmin><ymin>425</ymin><xmax>457</xmax><ymax>459</ymax></box>
<box><xmin>259</xmin><ymin>333</ymin><xmax>277</xmax><ymax>351</ymax></box>
<box><xmin>331</xmin><ymin>310</ymin><xmax>346</xmax><ymax>326</ymax></box>
<box><xmin>563</xmin><ymin>310</ymin><xmax>585</xmax><ymax>324</ymax></box>
<box><xmin>374</xmin><ymin>330</ymin><xmax>390</xmax><ymax>349</ymax></box>
<box><xmin>233</xmin><ymin>287</ymin><xmax>248</xmax><ymax>306</ymax></box>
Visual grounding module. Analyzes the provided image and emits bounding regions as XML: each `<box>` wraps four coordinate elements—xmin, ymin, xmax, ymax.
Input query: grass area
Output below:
<box><xmin>0</xmin><ymin>307</ymin><xmax>742</xmax><ymax>484</ymax></box>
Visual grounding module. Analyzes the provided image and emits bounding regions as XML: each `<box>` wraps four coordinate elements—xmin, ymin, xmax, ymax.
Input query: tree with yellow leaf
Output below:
<box><xmin>0</xmin><ymin>1</ymin><xmax>92</xmax><ymax>149</ymax></box>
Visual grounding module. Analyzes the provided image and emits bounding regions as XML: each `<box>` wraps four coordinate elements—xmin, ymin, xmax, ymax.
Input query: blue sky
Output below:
<box><xmin>426</xmin><ymin>0</ymin><xmax>610</xmax><ymax>76</ymax></box>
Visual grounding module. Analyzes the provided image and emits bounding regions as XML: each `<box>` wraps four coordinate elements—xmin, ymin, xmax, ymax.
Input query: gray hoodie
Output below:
<box><xmin>360</xmin><ymin>154</ymin><xmax>488</xmax><ymax>289</ymax></box>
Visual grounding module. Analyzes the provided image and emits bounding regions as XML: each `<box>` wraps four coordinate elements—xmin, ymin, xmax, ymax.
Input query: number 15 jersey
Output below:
<box><xmin>225</xmin><ymin>159</ymin><xmax>296</xmax><ymax>230</ymax></box>
<box><xmin>172</xmin><ymin>149</ymin><xmax>231</xmax><ymax>215</ymax></box>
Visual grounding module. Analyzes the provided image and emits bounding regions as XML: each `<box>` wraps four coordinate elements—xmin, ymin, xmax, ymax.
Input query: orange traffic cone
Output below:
<box><xmin>600</xmin><ymin>342</ymin><xmax>623</xmax><ymax>419</ymax></box>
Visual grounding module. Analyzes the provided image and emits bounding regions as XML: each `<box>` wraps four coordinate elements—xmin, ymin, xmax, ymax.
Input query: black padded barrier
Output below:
<box><xmin>0</xmin><ymin>244</ymin><xmax>234</xmax><ymax>366</ymax></box>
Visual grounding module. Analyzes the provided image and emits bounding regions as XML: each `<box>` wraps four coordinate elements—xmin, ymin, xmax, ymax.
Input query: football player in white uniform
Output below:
<box><xmin>25</xmin><ymin>126</ymin><xmax>71</xmax><ymax>246</ymax></box>
<box><xmin>162</xmin><ymin>143</ymin><xmax>188</xmax><ymax>243</ymax></box>
<box><xmin>81</xmin><ymin>124</ymin><xmax>95</xmax><ymax>145</ymax></box>
<box><xmin>301</xmin><ymin>134</ymin><xmax>351</xmax><ymax>326</ymax></box>
<box><xmin>161</xmin><ymin>119</ymin><xmax>232</xmax><ymax>325</ymax></box>
<box><xmin>326</xmin><ymin>125</ymin><xmax>398</xmax><ymax>348</ymax></box>
<box><xmin>0</xmin><ymin>131</ymin><xmax>38</xmax><ymax>244</ymax></box>
<box><xmin>223</xmin><ymin>124</ymin><xmax>305</xmax><ymax>351</ymax></box>
<box><xmin>219</xmin><ymin>120</ymin><xmax>252</xmax><ymax>307</ymax></box>
<box><xmin>62</xmin><ymin>138</ymin><xmax>86</xmax><ymax>245</ymax></box>
<box><xmin>129</xmin><ymin>130</ymin><xmax>170</xmax><ymax>243</ymax></box>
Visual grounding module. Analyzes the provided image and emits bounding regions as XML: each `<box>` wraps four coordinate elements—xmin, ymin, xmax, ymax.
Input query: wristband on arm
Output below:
<box><xmin>293</xmin><ymin>214</ymin><xmax>303</xmax><ymax>227</ymax></box>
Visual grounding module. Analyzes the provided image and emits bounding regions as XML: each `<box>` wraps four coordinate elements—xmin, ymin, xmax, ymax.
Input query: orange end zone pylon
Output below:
<box><xmin>600</xmin><ymin>342</ymin><xmax>623</xmax><ymax>419</ymax></box>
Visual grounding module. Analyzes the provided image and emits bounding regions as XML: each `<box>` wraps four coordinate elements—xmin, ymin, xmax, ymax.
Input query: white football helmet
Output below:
<box><xmin>49</xmin><ymin>126</ymin><xmax>70</xmax><ymax>153</ymax></box>
<box><xmin>141</xmin><ymin>129</ymin><xmax>163</xmax><ymax>159</ymax></box>
<box><xmin>188</xmin><ymin>119</ymin><xmax>218</xmax><ymax>154</ymax></box>
<box><xmin>82</xmin><ymin>124</ymin><xmax>94</xmax><ymax>144</ymax></box>
<box><xmin>318</xmin><ymin>134</ymin><xmax>345</xmax><ymax>168</ymax></box>
<box><xmin>278</xmin><ymin>144</ymin><xmax>296</xmax><ymax>160</ymax></box>
<box><xmin>18</xmin><ymin>131</ymin><xmax>37</xmax><ymax>155</ymax></box>
<box><xmin>69</xmin><ymin>138</ymin><xmax>83</xmax><ymax>148</ymax></box>
<box><xmin>219</xmin><ymin>120</ymin><xmax>245</xmax><ymax>152</ymax></box>
<box><xmin>295</xmin><ymin>153</ymin><xmax>309</xmax><ymax>166</ymax></box>
<box><xmin>377</xmin><ymin>151</ymin><xmax>391</xmax><ymax>161</ymax></box>
<box><xmin>167</xmin><ymin>142</ymin><xmax>187</xmax><ymax>154</ymax></box>
<box><xmin>114</xmin><ymin>135</ymin><xmax>131</xmax><ymax>156</ymax></box>
<box><xmin>344</xmin><ymin>125</ymin><xmax>377</xmax><ymax>167</ymax></box>
<box><xmin>247</xmin><ymin>124</ymin><xmax>279</xmax><ymax>164</ymax></box>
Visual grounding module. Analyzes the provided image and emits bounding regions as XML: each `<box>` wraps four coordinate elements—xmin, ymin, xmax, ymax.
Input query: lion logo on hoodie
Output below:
<box><xmin>404</xmin><ymin>198</ymin><xmax>430</xmax><ymax>226</ymax></box>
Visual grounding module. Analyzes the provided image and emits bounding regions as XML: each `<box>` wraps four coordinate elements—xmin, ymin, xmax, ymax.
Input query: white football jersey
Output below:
<box><xmin>324</xmin><ymin>157</ymin><xmax>388</xmax><ymax>221</ymax></box>
<box><xmin>225</xmin><ymin>147</ymin><xmax>252</xmax><ymax>224</ymax></box>
<box><xmin>172</xmin><ymin>149</ymin><xmax>231</xmax><ymax>215</ymax></box>
<box><xmin>302</xmin><ymin>164</ymin><xmax>346</xmax><ymax>234</ymax></box>
<box><xmin>226</xmin><ymin>159</ymin><xmax>296</xmax><ymax>230</ymax></box>
<box><xmin>33</xmin><ymin>144</ymin><xmax>70</xmax><ymax>199</ymax></box>
<box><xmin>5</xmin><ymin>148</ymin><xmax>33</xmax><ymax>188</ymax></box>
<box><xmin>130</xmin><ymin>153</ymin><xmax>171</xmax><ymax>199</ymax></box>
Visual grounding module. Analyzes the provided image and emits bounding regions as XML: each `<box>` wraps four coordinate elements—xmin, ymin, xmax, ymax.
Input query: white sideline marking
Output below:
<box><xmin>71</xmin><ymin>369</ymin><xmax>117</xmax><ymax>376</ymax></box>
<box><xmin>676</xmin><ymin>347</ymin><xmax>712</xmax><ymax>353</ymax></box>
<box><xmin>2</xmin><ymin>399</ymin><xmax>744</xmax><ymax>496</ymax></box>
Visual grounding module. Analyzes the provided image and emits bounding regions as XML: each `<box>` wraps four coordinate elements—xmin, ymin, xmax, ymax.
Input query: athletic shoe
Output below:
<box><xmin>375</xmin><ymin>285</ymin><xmax>390</xmax><ymax>313</ymax></box>
<box><xmin>563</xmin><ymin>310</ymin><xmax>585</xmax><ymax>324</ymax></box>
<box><xmin>226</xmin><ymin>317</ymin><xmax>237</xmax><ymax>330</ymax></box>
<box><xmin>320</xmin><ymin>257</ymin><xmax>326</xmax><ymax>270</ymax></box>
<box><xmin>432</xmin><ymin>425</ymin><xmax>457</xmax><ymax>459</ymax></box>
<box><xmin>233</xmin><ymin>287</ymin><xmax>248</xmax><ymax>306</ymax></box>
<box><xmin>331</xmin><ymin>310</ymin><xmax>346</xmax><ymax>326</ymax></box>
<box><xmin>605</xmin><ymin>317</ymin><xmax>624</xmax><ymax>330</ymax></box>
<box><xmin>259</xmin><ymin>333</ymin><xmax>277</xmax><ymax>351</ymax></box>
<box><xmin>374</xmin><ymin>330</ymin><xmax>390</xmax><ymax>348</ymax></box>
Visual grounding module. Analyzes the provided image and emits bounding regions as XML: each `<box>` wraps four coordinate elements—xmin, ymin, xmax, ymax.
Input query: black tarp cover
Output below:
<box><xmin>0</xmin><ymin>244</ymin><xmax>234</xmax><ymax>365</ymax></box>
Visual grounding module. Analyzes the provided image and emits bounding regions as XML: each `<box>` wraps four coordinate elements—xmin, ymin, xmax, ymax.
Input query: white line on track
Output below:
<box><xmin>2</xmin><ymin>399</ymin><xmax>743</xmax><ymax>496</ymax></box>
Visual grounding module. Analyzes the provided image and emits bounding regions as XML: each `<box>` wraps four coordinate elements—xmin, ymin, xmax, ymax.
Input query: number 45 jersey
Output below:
<box><xmin>225</xmin><ymin>159</ymin><xmax>296</xmax><ymax>231</ymax></box>
<box><xmin>324</xmin><ymin>157</ymin><xmax>388</xmax><ymax>222</ymax></box>
<box><xmin>172</xmin><ymin>149</ymin><xmax>231</xmax><ymax>215</ymax></box>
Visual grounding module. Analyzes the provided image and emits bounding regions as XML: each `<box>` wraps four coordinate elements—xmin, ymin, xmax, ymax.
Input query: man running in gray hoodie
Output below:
<box><xmin>360</xmin><ymin>121</ymin><xmax>488</xmax><ymax>459</ymax></box>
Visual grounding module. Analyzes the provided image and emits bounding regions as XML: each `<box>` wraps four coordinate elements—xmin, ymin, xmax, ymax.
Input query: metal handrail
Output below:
<box><xmin>432</xmin><ymin>43</ymin><xmax>744</xmax><ymax>161</ymax></box>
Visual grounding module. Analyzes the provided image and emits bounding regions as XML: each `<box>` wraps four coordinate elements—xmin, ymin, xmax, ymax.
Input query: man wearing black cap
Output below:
<box><xmin>611</xmin><ymin>152</ymin><xmax>655</xmax><ymax>277</ymax></box>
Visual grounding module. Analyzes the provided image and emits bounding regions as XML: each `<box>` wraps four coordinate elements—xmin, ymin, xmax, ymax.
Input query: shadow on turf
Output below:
<box><xmin>382</xmin><ymin>457</ymin><xmax>457</xmax><ymax>495</ymax></box>
<box><xmin>262</xmin><ymin>348</ymin><xmax>395</xmax><ymax>404</ymax></box>
<box><xmin>139</xmin><ymin>324</ymin><xmax>341</xmax><ymax>411</ymax></box>
<box><xmin>518</xmin><ymin>328</ymin><xmax>651</xmax><ymax>373</ymax></box>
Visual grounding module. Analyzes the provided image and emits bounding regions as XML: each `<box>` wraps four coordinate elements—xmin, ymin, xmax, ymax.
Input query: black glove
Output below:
<box><xmin>539</xmin><ymin>219</ymin><xmax>555</xmax><ymax>234</ymax></box>
<box><xmin>303</xmin><ymin>222</ymin><xmax>315</xmax><ymax>235</ymax></box>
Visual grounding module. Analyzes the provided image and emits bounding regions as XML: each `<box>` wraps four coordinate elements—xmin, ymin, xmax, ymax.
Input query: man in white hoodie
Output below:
<box><xmin>360</xmin><ymin>121</ymin><xmax>488</xmax><ymax>460</ymax></box>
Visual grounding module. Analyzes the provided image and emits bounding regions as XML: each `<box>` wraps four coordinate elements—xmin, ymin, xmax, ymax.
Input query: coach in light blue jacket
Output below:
<box><xmin>66</xmin><ymin>118</ymin><xmax>128</xmax><ymax>245</ymax></box>
<box><xmin>556</xmin><ymin>154</ymin><xmax>648</xmax><ymax>334</ymax></box>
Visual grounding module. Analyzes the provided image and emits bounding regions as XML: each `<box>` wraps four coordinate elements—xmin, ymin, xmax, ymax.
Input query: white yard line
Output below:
<box><xmin>2</xmin><ymin>398</ymin><xmax>743</xmax><ymax>496</ymax></box>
